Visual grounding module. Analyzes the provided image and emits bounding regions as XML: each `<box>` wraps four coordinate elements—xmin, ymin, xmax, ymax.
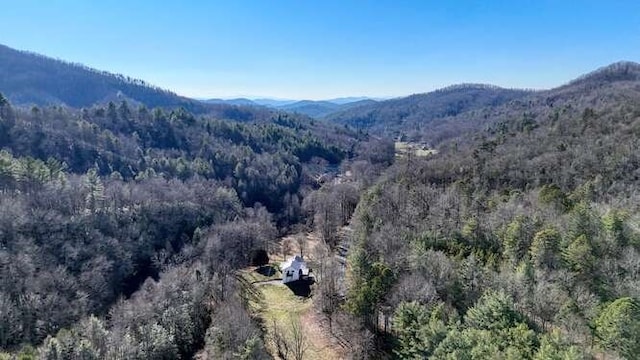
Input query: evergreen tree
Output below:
<box><xmin>595</xmin><ymin>297</ymin><xmax>640</xmax><ymax>359</ymax></box>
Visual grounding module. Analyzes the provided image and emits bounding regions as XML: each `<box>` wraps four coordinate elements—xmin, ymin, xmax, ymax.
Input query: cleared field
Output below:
<box><xmin>395</xmin><ymin>141</ymin><xmax>437</xmax><ymax>157</ymax></box>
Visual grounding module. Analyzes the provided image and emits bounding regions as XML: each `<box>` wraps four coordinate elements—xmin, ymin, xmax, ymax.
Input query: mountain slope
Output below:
<box><xmin>564</xmin><ymin>61</ymin><xmax>640</xmax><ymax>88</ymax></box>
<box><xmin>415</xmin><ymin>61</ymin><xmax>640</xmax><ymax>146</ymax></box>
<box><xmin>0</xmin><ymin>44</ymin><xmax>212</xmax><ymax>111</ymax></box>
<box><xmin>325</xmin><ymin>84</ymin><xmax>534</xmax><ymax>137</ymax></box>
<box><xmin>334</xmin><ymin>98</ymin><xmax>378</xmax><ymax>111</ymax></box>
<box><xmin>344</xmin><ymin>62</ymin><xmax>640</xmax><ymax>359</ymax></box>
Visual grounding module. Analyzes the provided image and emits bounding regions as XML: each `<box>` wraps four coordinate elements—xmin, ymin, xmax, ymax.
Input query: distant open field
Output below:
<box><xmin>395</xmin><ymin>141</ymin><xmax>437</xmax><ymax>157</ymax></box>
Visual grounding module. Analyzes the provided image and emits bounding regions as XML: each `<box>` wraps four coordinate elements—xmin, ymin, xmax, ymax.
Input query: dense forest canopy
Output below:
<box><xmin>0</xmin><ymin>93</ymin><xmax>364</xmax><ymax>213</ymax></box>
<box><xmin>340</xmin><ymin>61</ymin><xmax>640</xmax><ymax>359</ymax></box>
<box><xmin>0</xmin><ymin>91</ymin><xmax>394</xmax><ymax>358</ymax></box>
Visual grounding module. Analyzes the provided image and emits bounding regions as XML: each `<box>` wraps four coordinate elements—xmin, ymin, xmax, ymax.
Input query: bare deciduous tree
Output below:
<box><xmin>313</xmin><ymin>242</ymin><xmax>341</xmax><ymax>331</ymax></box>
<box><xmin>289</xmin><ymin>317</ymin><xmax>309</xmax><ymax>360</ymax></box>
<box><xmin>296</xmin><ymin>233</ymin><xmax>306</xmax><ymax>258</ymax></box>
<box><xmin>271</xmin><ymin>320</ymin><xmax>290</xmax><ymax>360</ymax></box>
<box><xmin>270</xmin><ymin>317</ymin><xmax>308</xmax><ymax>360</ymax></box>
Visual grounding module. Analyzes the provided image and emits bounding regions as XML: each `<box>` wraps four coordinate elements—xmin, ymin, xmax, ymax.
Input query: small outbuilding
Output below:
<box><xmin>280</xmin><ymin>255</ymin><xmax>312</xmax><ymax>284</ymax></box>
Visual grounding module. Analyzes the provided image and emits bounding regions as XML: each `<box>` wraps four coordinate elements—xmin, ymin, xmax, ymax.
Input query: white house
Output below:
<box><xmin>280</xmin><ymin>255</ymin><xmax>312</xmax><ymax>284</ymax></box>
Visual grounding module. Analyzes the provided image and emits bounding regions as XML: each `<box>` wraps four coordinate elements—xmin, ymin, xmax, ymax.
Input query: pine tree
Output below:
<box><xmin>84</xmin><ymin>168</ymin><xmax>105</xmax><ymax>211</ymax></box>
<box><xmin>595</xmin><ymin>297</ymin><xmax>640</xmax><ymax>358</ymax></box>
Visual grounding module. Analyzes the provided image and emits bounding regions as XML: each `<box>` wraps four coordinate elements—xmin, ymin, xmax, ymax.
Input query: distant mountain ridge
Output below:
<box><xmin>0</xmin><ymin>42</ymin><xmax>379</xmax><ymax>119</ymax></box>
<box><xmin>252</xmin><ymin>98</ymin><xmax>299</xmax><ymax>107</ymax></box>
<box><xmin>326</xmin><ymin>96</ymin><xmax>376</xmax><ymax>104</ymax></box>
<box><xmin>3</xmin><ymin>42</ymin><xmax>637</xmax><ymax>132</ymax></box>
<box><xmin>201</xmin><ymin>96</ymin><xmax>380</xmax><ymax>118</ymax></box>
<box><xmin>325</xmin><ymin>61</ymin><xmax>640</xmax><ymax>147</ymax></box>
<box><xmin>274</xmin><ymin>98</ymin><xmax>379</xmax><ymax>117</ymax></box>
<box><xmin>203</xmin><ymin>98</ymin><xmax>259</xmax><ymax>106</ymax></box>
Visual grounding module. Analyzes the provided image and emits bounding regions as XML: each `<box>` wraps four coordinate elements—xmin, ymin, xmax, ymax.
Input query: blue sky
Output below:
<box><xmin>1</xmin><ymin>1</ymin><xmax>639</xmax><ymax>99</ymax></box>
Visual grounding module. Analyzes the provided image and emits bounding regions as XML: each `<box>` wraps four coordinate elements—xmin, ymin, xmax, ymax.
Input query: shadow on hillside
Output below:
<box><xmin>285</xmin><ymin>278</ymin><xmax>315</xmax><ymax>298</ymax></box>
<box><xmin>256</xmin><ymin>265</ymin><xmax>276</xmax><ymax>277</ymax></box>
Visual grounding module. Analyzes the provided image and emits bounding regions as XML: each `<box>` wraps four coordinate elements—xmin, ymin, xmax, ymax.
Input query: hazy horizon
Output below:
<box><xmin>197</xmin><ymin>95</ymin><xmax>392</xmax><ymax>102</ymax></box>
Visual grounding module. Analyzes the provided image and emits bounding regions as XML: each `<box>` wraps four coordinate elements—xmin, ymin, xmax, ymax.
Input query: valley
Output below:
<box><xmin>0</xmin><ymin>42</ymin><xmax>640</xmax><ymax>360</ymax></box>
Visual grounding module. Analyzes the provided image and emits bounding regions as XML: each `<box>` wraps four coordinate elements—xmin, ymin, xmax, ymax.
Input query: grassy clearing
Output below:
<box><xmin>248</xmin><ymin>282</ymin><xmax>340</xmax><ymax>360</ymax></box>
<box><xmin>255</xmin><ymin>285</ymin><xmax>310</xmax><ymax>326</ymax></box>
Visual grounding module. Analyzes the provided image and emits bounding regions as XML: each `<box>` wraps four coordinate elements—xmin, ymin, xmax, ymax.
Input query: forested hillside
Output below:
<box><xmin>0</xmin><ymin>44</ymin><xmax>267</xmax><ymax>118</ymax></box>
<box><xmin>326</xmin><ymin>84</ymin><xmax>533</xmax><ymax>139</ymax></box>
<box><xmin>328</xmin><ymin>62</ymin><xmax>640</xmax><ymax>147</ymax></box>
<box><xmin>0</xmin><ymin>93</ymin><xmax>362</xmax><ymax>210</ymax></box>
<box><xmin>0</xmin><ymin>91</ymin><xmax>395</xmax><ymax>358</ymax></box>
<box><xmin>339</xmin><ymin>61</ymin><xmax>640</xmax><ymax>359</ymax></box>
